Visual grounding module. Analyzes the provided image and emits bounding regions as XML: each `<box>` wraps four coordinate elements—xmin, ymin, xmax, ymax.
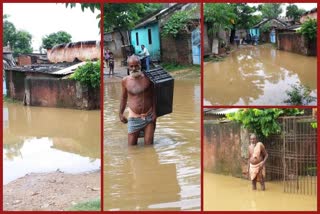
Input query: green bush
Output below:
<box><xmin>162</xmin><ymin>10</ymin><xmax>192</xmax><ymax>37</ymax></box>
<box><xmin>298</xmin><ymin>18</ymin><xmax>317</xmax><ymax>42</ymax></box>
<box><xmin>71</xmin><ymin>60</ymin><xmax>100</xmax><ymax>88</ymax></box>
<box><xmin>284</xmin><ymin>84</ymin><xmax>316</xmax><ymax>105</ymax></box>
<box><xmin>226</xmin><ymin>108</ymin><xmax>304</xmax><ymax>139</ymax></box>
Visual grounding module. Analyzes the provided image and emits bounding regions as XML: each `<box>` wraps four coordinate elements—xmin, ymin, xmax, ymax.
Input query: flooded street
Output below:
<box><xmin>204</xmin><ymin>172</ymin><xmax>317</xmax><ymax>211</ymax></box>
<box><xmin>204</xmin><ymin>44</ymin><xmax>317</xmax><ymax>105</ymax></box>
<box><xmin>104</xmin><ymin>79</ymin><xmax>201</xmax><ymax>211</ymax></box>
<box><xmin>3</xmin><ymin>103</ymin><xmax>101</xmax><ymax>185</ymax></box>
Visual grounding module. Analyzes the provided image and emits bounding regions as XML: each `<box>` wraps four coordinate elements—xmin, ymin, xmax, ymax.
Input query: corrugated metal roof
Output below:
<box><xmin>204</xmin><ymin>108</ymin><xmax>240</xmax><ymax>115</ymax></box>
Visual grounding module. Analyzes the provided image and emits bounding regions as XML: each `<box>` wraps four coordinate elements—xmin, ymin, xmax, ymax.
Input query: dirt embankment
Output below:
<box><xmin>4</xmin><ymin>171</ymin><xmax>100</xmax><ymax>211</ymax></box>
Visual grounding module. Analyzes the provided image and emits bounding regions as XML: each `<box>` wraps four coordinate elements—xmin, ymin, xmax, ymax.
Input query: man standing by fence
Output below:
<box><xmin>248</xmin><ymin>134</ymin><xmax>268</xmax><ymax>191</ymax></box>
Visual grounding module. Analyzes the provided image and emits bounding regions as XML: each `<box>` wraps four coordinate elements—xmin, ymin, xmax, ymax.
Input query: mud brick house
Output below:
<box><xmin>300</xmin><ymin>8</ymin><xmax>317</xmax><ymax>23</ymax></box>
<box><xmin>47</xmin><ymin>41</ymin><xmax>100</xmax><ymax>63</ymax></box>
<box><xmin>130</xmin><ymin>3</ymin><xmax>200</xmax><ymax>65</ymax></box>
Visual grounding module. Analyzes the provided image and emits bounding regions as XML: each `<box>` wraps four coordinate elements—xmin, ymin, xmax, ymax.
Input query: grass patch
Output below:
<box><xmin>160</xmin><ymin>62</ymin><xmax>200</xmax><ymax>73</ymax></box>
<box><xmin>68</xmin><ymin>198</ymin><xmax>100</xmax><ymax>211</ymax></box>
<box><xmin>3</xmin><ymin>96</ymin><xmax>19</xmax><ymax>103</ymax></box>
<box><xmin>204</xmin><ymin>55</ymin><xmax>226</xmax><ymax>63</ymax></box>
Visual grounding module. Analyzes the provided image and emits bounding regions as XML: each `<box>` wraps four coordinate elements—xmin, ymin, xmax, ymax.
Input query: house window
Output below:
<box><xmin>136</xmin><ymin>32</ymin><xmax>139</xmax><ymax>46</ymax></box>
<box><xmin>148</xmin><ymin>29</ymin><xmax>152</xmax><ymax>45</ymax></box>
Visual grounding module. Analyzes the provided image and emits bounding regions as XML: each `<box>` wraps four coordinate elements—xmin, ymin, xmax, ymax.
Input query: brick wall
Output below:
<box><xmin>204</xmin><ymin>121</ymin><xmax>248</xmax><ymax>178</ymax></box>
<box><xmin>17</xmin><ymin>55</ymin><xmax>32</xmax><ymax>66</ymax></box>
<box><xmin>277</xmin><ymin>32</ymin><xmax>317</xmax><ymax>56</ymax></box>
<box><xmin>25</xmin><ymin>77</ymin><xmax>100</xmax><ymax>110</ymax></box>
<box><xmin>161</xmin><ymin>33</ymin><xmax>192</xmax><ymax>64</ymax></box>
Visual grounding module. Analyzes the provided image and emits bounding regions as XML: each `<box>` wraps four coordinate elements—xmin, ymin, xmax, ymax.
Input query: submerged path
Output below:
<box><xmin>204</xmin><ymin>44</ymin><xmax>317</xmax><ymax>105</ymax></box>
<box><xmin>204</xmin><ymin>172</ymin><xmax>317</xmax><ymax>211</ymax></box>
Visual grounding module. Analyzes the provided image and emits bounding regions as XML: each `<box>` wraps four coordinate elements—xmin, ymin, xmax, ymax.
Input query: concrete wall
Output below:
<box><xmin>104</xmin><ymin>31</ymin><xmax>130</xmax><ymax>59</ymax></box>
<box><xmin>277</xmin><ymin>32</ymin><xmax>317</xmax><ymax>56</ymax></box>
<box><xmin>25</xmin><ymin>77</ymin><xmax>100</xmax><ymax>110</ymax></box>
<box><xmin>204</xmin><ymin>121</ymin><xmax>248</xmax><ymax>178</ymax></box>
<box><xmin>47</xmin><ymin>43</ymin><xmax>100</xmax><ymax>63</ymax></box>
<box><xmin>161</xmin><ymin>32</ymin><xmax>192</xmax><ymax>64</ymax></box>
<box><xmin>5</xmin><ymin>71</ymin><xmax>27</xmax><ymax>100</ymax></box>
<box><xmin>5</xmin><ymin>70</ymin><xmax>99</xmax><ymax>110</ymax></box>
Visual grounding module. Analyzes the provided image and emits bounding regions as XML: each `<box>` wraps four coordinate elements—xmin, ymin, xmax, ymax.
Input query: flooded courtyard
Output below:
<box><xmin>3</xmin><ymin>103</ymin><xmax>101</xmax><ymax>185</ymax></box>
<box><xmin>104</xmin><ymin>78</ymin><xmax>201</xmax><ymax>211</ymax></box>
<box><xmin>204</xmin><ymin>172</ymin><xmax>317</xmax><ymax>211</ymax></box>
<box><xmin>204</xmin><ymin>44</ymin><xmax>317</xmax><ymax>105</ymax></box>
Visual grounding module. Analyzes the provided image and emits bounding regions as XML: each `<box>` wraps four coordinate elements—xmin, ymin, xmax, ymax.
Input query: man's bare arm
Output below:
<box><xmin>260</xmin><ymin>146</ymin><xmax>268</xmax><ymax>167</ymax></box>
<box><xmin>119</xmin><ymin>79</ymin><xmax>128</xmax><ymax>123</ymax></box>
<box><xmin>151</xmin><ymin>84</ymin><xmax>157</xmax><ymax>122</ymax></box>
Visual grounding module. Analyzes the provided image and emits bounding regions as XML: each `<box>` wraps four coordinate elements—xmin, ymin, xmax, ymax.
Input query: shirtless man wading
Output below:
<box><xmin>119</xmin><ymin>55</ymin><xmax>157</xmax><ymax>145</ymax></box>
<box><xmin>248</xmin><ymin>134</ymin><xmax>268</xmax><ymax>190</ymax></box>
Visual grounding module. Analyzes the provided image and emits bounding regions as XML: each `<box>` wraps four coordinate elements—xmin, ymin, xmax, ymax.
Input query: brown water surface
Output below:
<box><xmin>204</xmin><ymin>172</ymin><xmax>317</xmax><ymax>211</ymax></box>
<box><xmin>104</xmin><ymin>79</ymin><xmax>200</xmax><ymax>211</ymax></box>
<box><xmin>204</xmin><ymin>44</ymin><xmax>317</xmax><ymax>105</ymax></box>
<box><xmin>3</xmin><ymin>103</ymin><xmax>101</xmax><ymax>184</ymax></box>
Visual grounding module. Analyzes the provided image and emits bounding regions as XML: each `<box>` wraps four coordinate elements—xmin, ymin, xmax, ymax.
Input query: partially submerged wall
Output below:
<box><xmin>25</xmin><ymin>77</ymin><xmax>100</xmax><ymax>110</ymax></box>
<box><xmin>277</xmin><ymin>32</ymin><xmax>317</xmax><ymax>56</ymax></box>
<box><xmin>204</xmin><ymin>121</ymin><xmax>248</xmax><ymax>178</ymax></box>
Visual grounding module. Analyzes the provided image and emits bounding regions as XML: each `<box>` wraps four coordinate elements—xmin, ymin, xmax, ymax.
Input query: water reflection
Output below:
<box><xmin>104</xmin><ymin>80</ymin><xmax>200</xmax><ymax>211</ymax></box>
<box><xmin>204</xmin><ymin>44</ymin><xmax>317</xmax><ymax>105</ymax></box>
<box><xmin>3</xmin><ymin>103</ymin><xmax>101</xmax><ymax>184</ymax></box>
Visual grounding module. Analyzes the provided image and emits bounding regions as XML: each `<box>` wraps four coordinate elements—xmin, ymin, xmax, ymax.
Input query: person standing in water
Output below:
<box><xmin>139</xmin><ymin>44</ymin><xmax>150</xmax><ymax>72</ymax></box>
<box><xmin>119</xmin><ymin>55</ymin><xmax>156</xmax><ymax>145</ymax></box>
<box><xmin>248</xmin><ymin>133</ymin><xmax>268</xmax><ymax>190</ymax></box>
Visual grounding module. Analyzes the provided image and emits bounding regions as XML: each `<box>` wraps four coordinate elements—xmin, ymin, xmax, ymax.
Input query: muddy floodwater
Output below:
<box><xmin>204</xmin><ymin>172</ymin><xmax>317</xmax><ymax>211</ymax></box>
<box><xmin>3</xmin><ymin>103</ymin><xmax>101</xmax><ymax>185</ymax></box>
<box><xmin>104</xmin><ymin>79</ymin><xmax>201</xmax><ymax>211</ymax></box>
<box><xmin>204</xmin><ymin>44</ymin><xmax>317</xmax><ymax>105</ymax></box>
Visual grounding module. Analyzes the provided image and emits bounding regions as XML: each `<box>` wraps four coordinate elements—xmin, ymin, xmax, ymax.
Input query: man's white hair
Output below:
<box><xmin>127</xmin><ymin>54</ymin><xmax>140</xmax><ymax>64</ymax></box>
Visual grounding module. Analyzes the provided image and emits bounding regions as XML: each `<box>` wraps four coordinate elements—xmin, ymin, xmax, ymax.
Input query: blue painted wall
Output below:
<box><xmin>191</xmin><ymin>28</ymin><xmax>200</xmax><ymax>65</ymax></box>
<box><xmin>130</xmin><ymin>22</ymin><xmax>161</xmax><ymax>61</ymax></box>
<box><xmin>249</xmin><ymin>28</ymin><xmax>260</xmax><ymax>37</ymax></box>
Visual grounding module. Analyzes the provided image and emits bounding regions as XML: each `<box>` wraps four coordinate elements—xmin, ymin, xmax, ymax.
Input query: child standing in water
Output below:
<box><xmin>108</xmin><ymin>52</ymin><xmax>115</xmax><ymax>75</ymax></box>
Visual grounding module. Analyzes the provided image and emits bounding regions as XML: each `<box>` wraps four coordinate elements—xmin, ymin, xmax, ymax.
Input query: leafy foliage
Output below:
<box><xmin>42</xmin><ymin>31</ymin><xmax>72</xmax><ymax>49</ymax></box>
<box><xmin>298</xmin><ymin>18</ymin><xmax>317</xmax><ymax>42</ymax></box>
<box><xmin>3</xmin><ymin>15</ymin><xmax>33</xmax><ymax>56</ymax></box>
<box><xmin>205</xmin><ymin>3</ymin><xmax>236</xmax><ymax>35</ymax></box>
<box><xmin>286</xmin><ymin>4</ymin><xmax>306</xmax><ymax>21</ymax></box>
<box><xmin>284</xmin><ymin>84</ymin><xmax>316</xmax><ymax>105</ymax></box>
<box><xmin>103</xmin><ymin>3</ymin><xmax>163</xmax><ymax>32</ymax></box>
<box><xmin>71</xmin><ymin>60</ymin><xmax>101</xmax><ymax>88</ymax></box>
<box><xmin>162</xmin><ymin>10</ymin><xmax>191</xmax><ymax>37</ymax></box>
<box><xmin>226</xmin><ymin>108</ymin><xmax>304</xmax><ymax>138</ymax></box>
<box><xmin>258</xmin><ymin>3</ymin><xmax>283</xmax><ymax>19</ymax></box>
<box><xmin>311</xmin><ymin>122</ymin><xmax>317</xmax><ymax>129</ymax></box>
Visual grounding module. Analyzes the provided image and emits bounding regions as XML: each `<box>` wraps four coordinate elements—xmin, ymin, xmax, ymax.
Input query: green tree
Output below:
<box><xmin>14</xmin><ymin>30</ymin><xmax>33</xmax><ymax>54</ymax></box>
<box><xmin>232</xmin><ymin>3</ymin><xmax>259</xmax><ymax>29</ymax></box>
<box><xmin>103</xmin><ymin>3</ymin><xmax>163</xmax><ymax>45</ymax></box>
<box><xmin>3</xmin><ymin>14</ymin><xmax>33</xmax><ymax>56</ymax></box>
<box><xmin>42</xmin><ymin>31</ymin><xmax>72</xmax><ymax>50</ymax></box>
<box><xmin>286</xmin><ymin>4</ymin><xmax>306</xmax><ymax>22</ymax></box>
<box><xmin>258</xmin><ymin>3</ymin><xmax>283</xmax><ymax>19</ymax></box>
